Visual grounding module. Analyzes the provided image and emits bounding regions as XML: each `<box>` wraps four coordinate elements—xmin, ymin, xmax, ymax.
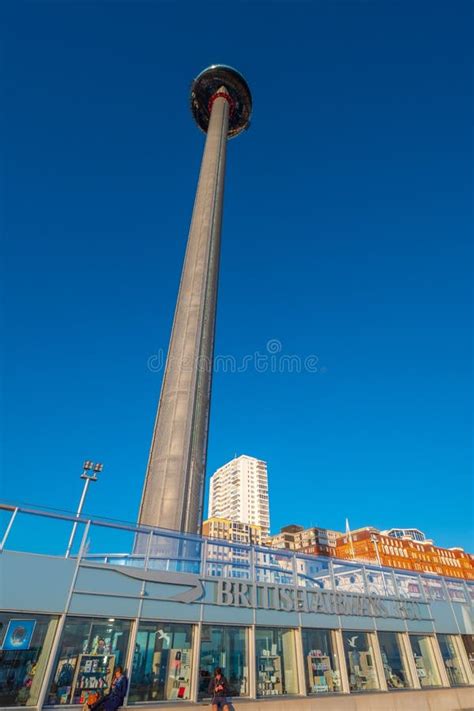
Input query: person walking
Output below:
<box><xmin>207</xmin><ymin>668</ymin><xmax>231</xmax><ymax>711</ymax></box>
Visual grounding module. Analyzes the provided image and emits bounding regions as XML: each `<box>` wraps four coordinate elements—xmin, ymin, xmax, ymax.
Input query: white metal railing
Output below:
<box><xmin>0</xmin><ymin>501</ymin><xmax>472</xmax><ymax>603</ymax></box>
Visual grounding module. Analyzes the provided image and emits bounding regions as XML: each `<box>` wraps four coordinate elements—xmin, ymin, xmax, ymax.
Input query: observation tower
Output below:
<box><xmin>138</xmin><ymin>65</ymin><xmax>252</xmax><ymax>534</ymax></box>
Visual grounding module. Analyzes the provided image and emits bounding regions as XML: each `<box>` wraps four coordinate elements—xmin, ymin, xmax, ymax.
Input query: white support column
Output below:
<box><xmin>431</xmin><ymin>634</ymin><xmax>450</xmax><ymax>687</ymax></box>
<box><xmin>294</xmin><ymin>627</ymin><xmax>307</xmax><ymax>696</ymax></box>
<box><xmin>201</xmin><ymin>537</ymin><xmax>208</xmax><ymax>578</ymax></box>
<box><xmin>122</xmin><ymin>618</ymin><xmax>139</xmax><ymax>707</ymax></box>
<box><xmin>35</xmin><ymin>521</ymin><xmax>91</xmax><ymax>711</ymax></box>
<box><xmin>453</xmin><ymin>633</ymin><xmax>474</xmax><ymax>685</ymax></box>
<box><xmin>417</xmin><ymin>573</ymin><xmax>428</xmax><ymax>602</ymax></box>
<box><xmin>371</xmin><ymin>630</ymin><xmax>388</xmax><ymax>691</ymax></box>
<box><xmin>248</xmin><ymin>625</ymin><xmax>256</xmax><ymax>699</ymax></box>
<box><xmin>190</xmin><ymin>622</ymin><xmax>202</xmax><ymax>702</ymax></box>
<box><xmin>0</xmin><ymin>507</ymin><xmax>18</xmax><ymax>551</ymax></box>
<box><xmin>401</xmin><ymin>631</ymin><xmax>422</xmax><ymax>689</ymax></box>
<box><xmin>333</xmin><ymin>629</ymin><xmax>350</xmax><ymax>693</ymax></box>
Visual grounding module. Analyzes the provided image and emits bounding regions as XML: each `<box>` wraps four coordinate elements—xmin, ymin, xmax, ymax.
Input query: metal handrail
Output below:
<box><xmin>0</xmin><ymin>501</ymin><xmax>472</xmax><ymax>592</ymax></box>
<box><xmin>0</xmin><ymin>501</ymin><xmax>203</xmax><ymax>540</ymax></box>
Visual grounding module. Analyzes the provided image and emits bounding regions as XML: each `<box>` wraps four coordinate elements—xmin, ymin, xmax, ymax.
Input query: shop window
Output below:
<box><xmin>198</xmin><ymin>626</ymin><xmax>248</xmax><ymax>699</ymax></box>
<box><xmin>408</xmin><ymin>635</ymin><xmax>442</xmax><ymax>688</ymax></box>
<box><xmin>437</xmin><ymin>635</ymin><xmax>469</xmax><ymax>686</ymax></box>
<box><xmin>255</xmin><ymin>628</ymin><xmax>298</xmax><ymax>696</ymax></box>
<box><xmin>461</xmin><ymin>635</ymin><xmax>474</xmax><ymax>674</ymax></box>
<box><xmin>0</xmin><ymin>612</ymin><xmax>58</xmax><ymax>707</ymax></box>
<box><xmin>128</xmin><ymin>623</ymin><xmax>193</xmax><ymax>702</ymax></box>
<box><xmin>301</xmin><ymin>629</ymin><xmax>341</xmax><ymax>694</ymax></box>
<box><xmin>342</xmin><ymin>631</ymin><xmax>380</xmax><ymax>692</ymax></box>
<box><xmin>377</xmin><ymin>631</ymin><xmax>413</xmax><ymax>689</ymax></box>
<box><xmin>47</xmin><ymin>617</ymin><xmax>131</xmax><ymax>705</ymax></box>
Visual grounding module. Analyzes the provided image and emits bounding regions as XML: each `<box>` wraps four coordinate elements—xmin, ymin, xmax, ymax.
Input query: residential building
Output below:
<box><xmin>266</xmin><ymin>524</ymin><xmax>303</xmax><ymax>550</ymax></box>
<box><xmin>202</xmin><ymin>517</ymin><xmax>265</xmax><ymax>546</ymax></box>
<box><xmin>383</xmin><ymin>528</ymin><xmax>429</xmax><ymax>543</ymax></box>
<box><xmin>266</xmin><ymin>524</ymin><xmax>342</xmax><ymax>556</ymax></box>
<box><xmin>208</xmin><ymin>455</ymin><xmax>270</xmax><ymax>534</ymax></box>
<box><xmin>336</xmin><ymin>528</ymin><xmax>474</xmax><ymax>581</ymax></box>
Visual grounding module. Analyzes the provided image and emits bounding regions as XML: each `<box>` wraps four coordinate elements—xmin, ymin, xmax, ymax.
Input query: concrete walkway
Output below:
<box><xmin>123</xmin><ymin>688</ymin><xmax>474</xmax><ymax>710</ymax></box>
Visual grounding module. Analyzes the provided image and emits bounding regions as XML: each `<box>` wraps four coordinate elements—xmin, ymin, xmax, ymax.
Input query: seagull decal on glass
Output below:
<box><xmin>157</xmin><ymin>629</ymin><xmax>171</xmax><ymax>645</ymax></box>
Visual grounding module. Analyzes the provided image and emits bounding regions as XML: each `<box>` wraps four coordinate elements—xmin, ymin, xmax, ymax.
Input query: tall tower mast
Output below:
<box><xmin>138</xmin><ymin>65</ymin><xmax>252</xmax><ymax>534</ymax></box>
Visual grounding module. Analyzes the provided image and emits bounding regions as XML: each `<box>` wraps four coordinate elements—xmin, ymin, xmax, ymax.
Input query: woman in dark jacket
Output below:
<box><xmin>207</xmin><ymin>667</ymin><xmax>230</xmax><ymax>711</ymax></box>
<box><xmin>90</xmin><ymin>667</ymin><xmax>127</xmax><ymax>711</ymax></box>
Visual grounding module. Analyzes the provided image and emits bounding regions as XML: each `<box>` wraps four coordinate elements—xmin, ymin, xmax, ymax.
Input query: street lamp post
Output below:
<box><xmin>371</xmin><ymin>534</ymin><xmax>383</xmax><ymax>568</ymax></box>
<box><xmin>65</xmin><ymin>460</ymin><xmax>103</xmax><ymax>558</ymax></box>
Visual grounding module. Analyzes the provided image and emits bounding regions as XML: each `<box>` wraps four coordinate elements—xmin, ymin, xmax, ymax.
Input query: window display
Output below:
<box><xmin>0</xmin><ymin>613</ymin><xmax>57</xmax><ymax>707</ymax></box>
<box><xmin>437</xmin><ymin>635</ymin><xmax>469</xmax><ymax>686</ymax></box>
<box><xmin>255</xmin><ymin>628</ymin><xmax>298</xmax><ymax>696</ymax></box>
<box><xmin>47</xmin><ymin>617</ymin><xmax>131</xmax><ymax>705</ymax></box>
<box><xmin>301</xmin><ymin>628</ymin><xmax>341</xmax><ymax>694</ymax></box>
<box><xmin>342</xmin><ymin>631</ymin><xmax>380</xmax><ymax>692</ymax></box>
<box><xmin>128</xmin><ymin>623</ymin><xmax>193</xmax><ymax>702</ymax></box>
<box><xmin>461</xmin><ymin>635</ymin><xmax>474</xmax><ymax>674</ymax></box>
<box><xmin>377</xmin><ymin>631</ymin><xmax>413</xmax><ymax>689</ymax></box>
<box><xmin>408</xmin><ymin>635</ymin><xmax>442</xmax><ymax>688</ymax></box>
<box><xmin>198</xmin><ymin>626</ymin><xmax>247</xmax><ymax>699</ymax></box>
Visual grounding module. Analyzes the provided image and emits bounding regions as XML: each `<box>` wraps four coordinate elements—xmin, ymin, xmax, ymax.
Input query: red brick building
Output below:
<box><xmin>336</xmin><ymin>528</ymin><xmax>474</xmax><ymax>580</ymax></box>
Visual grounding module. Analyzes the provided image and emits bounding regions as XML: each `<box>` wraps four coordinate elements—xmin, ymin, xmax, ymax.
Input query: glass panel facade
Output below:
<box><xmin>333</xmin><ymin>563</ymin><xmax>366</xmax><ymax>594</ymax></box>
<box><xmin>377</xmin><ymin>631</ymin><xmax>413</xmax><ymax>689</ymax></box>
<box><xmin>198</xmin><ymin>626</ymin><xmax>247</xmax><ymax>699</ymax></box>
<box><xmin>421</xmin><ymin>577</ymin><xmax>445</xmax><ymax>601</ymax></box>
<box><xmin>47</xmin><ymin>617</ymin><xmax>131</xmax><ymax>705</ymax></box>
<box><xmin>296</xmin><ymin>556</ymin><xmax>333</xmax><ymax>590</ymax></box>
<box><xmin>394</xmin><ymin>573</ymin><xmax>423</xmax><ymax>600</ymax></box>
<box><xmin>254</xmin><ymin>550</ymin><xmax>294</xmax><ymax>585</ymax></box>
<box><xmin>342</xmin><ymin>631</ymin><xmax>380</xmax><ymax>692</ymax></box>
<box><xmin>409</xmin><ymin>635</ymin><xmax>442</xmax><ymax>688</ymax></box>
<box><xmin>255</xmin><ymin>628</ymin><xmax>298</xmax><ymax>696</ymax></box>
<box><xmin>445</xmin><ymin>581</ymin><xmax>467</xmax><ymax>603</ymax></box>
<box><xmin>129</xmin><ymin>622</ymin><xmax>193</xmax><ymax>702</ymax></box>
<box><xmin>437</xmin><ymin>635</ymin><xmax>469</xmax><ymax>686</ymax></box>
<box><xmin>461</xmin><ymin>635</ymin><xmax>474</xmax><ymax>674</ymax></box>
<box><xmin>205</xmin><ymin>542</ymin><xmax>251</xmax><ymax>580</ymax></box>
<box><xmin>365</xmin><ymin>569</ymin><xmax>396</xmax><ymax>597</ymax></box>
<box><xmin>301</xmin><ymin>628</ymin><xmax>341</xmax><ymax>694</ymax></box>
<box><xmin>0</xmin><ymin>612</ymin><xmax>57</xmax><ymax>707</ymax></box>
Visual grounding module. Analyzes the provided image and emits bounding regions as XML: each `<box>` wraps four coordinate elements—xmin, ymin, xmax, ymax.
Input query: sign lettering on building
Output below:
<box><xmin>215</xmin><ymin>580</ymin><xmax>431</xmax><ymax>621</ymax></box>
<box><xmin>83</xmin><ymin>563</ymin><xmax>433</xmax><ymax>621</ymax></box>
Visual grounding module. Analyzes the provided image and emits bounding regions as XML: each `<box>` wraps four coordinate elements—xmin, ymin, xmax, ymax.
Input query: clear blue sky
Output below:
<box><xmin>2</xmin><ymin>1</ymin><xmax>472</xmax><ymax>551</ymax></box>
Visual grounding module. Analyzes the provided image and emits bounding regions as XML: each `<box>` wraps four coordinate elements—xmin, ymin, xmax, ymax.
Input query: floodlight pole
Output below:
<box><xmin>65</xmin><ymin>461</ymin><xmax>103</xmax><ymax>558</ymax></box>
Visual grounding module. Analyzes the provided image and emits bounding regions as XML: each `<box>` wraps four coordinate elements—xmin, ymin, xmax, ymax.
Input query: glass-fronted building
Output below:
<box><xmin>0</xmin><ymin>505</ymin><xmax>472</xmax><ymax>708</ymax></box>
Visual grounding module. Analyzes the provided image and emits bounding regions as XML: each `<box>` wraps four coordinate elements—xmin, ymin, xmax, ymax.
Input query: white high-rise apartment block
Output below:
<box><xmin>208</xmin><ymin>455</ymin><xmax>270</xmax><ymax>535</ymax></box>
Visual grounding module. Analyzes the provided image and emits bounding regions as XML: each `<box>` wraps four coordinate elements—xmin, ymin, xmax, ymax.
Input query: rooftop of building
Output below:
<box><xmin>211</xmin><ymin>453</ymin><xmax>267</xmax><ymax>472</ymax></box>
